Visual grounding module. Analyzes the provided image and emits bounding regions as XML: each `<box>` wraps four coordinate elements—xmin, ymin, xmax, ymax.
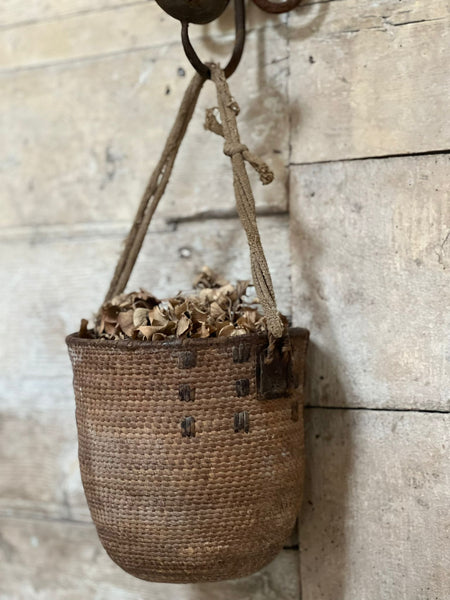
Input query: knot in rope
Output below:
<box><xmin>204</xmin><ymin>103</ymin><xmax>274</xmax><ymax>187</ymax></box>
<box><xmin>223</xmin><ymin>142</ymin><xmax>248</xmax><ymax>157</ymax></box>
<box><xmin>205</xmin><ymin>63</ymin><xmax>285</xmax><ymax>339</ymax></box>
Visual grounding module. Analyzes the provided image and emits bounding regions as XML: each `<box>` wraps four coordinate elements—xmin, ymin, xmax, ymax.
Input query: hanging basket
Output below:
<box><xmin>67</xmin><ymin>328</ymin><xmax>308</xmax><ymax>582</ymax></box>
<box><xmin>66</xmin><ymin>65</ymin><xmax>309</xmax><ymax>583</ymax></box>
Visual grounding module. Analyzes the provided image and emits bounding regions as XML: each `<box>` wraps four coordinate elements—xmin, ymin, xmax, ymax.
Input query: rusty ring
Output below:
<box><xmin>252</xmin><ymin>0</ymin><xmax>302</xmax><ymax>14</ymax></box>
<box><xmin>181</xmin><ymin>0</ymin><xmax>246</xmax><ymax>79</ymax></box>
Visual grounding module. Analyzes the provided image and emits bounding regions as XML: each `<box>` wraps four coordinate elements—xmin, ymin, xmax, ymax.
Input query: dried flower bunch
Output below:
<box><xmin>80</xmin><ymin>267</ymin><xmax>286</xmax><ymax>342</ymax></box>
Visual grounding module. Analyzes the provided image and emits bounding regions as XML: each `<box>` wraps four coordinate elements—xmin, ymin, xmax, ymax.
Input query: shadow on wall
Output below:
<box><xmin>198</xmin><ymin>0</ymin><xmax>330</xmax><ymax>158</ymax></box>
<box><xmin>251</xmin><ymin>0</ymin><xmax>331</xmax><ymax>158</ymax></box>
<box><xmin>301</xmin><ymin>355</ymin><xmax>354</xmax><ymax>600</ymax></box>
<box><xmin>293</xmin><ymin>204</ymin><xmax>355</xmax><ymax>600</ymax></box>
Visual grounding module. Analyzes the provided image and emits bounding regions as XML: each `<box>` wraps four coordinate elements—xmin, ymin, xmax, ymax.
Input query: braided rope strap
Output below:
<box><xmin>205</xmin><ymin>63</ymin><xmax>285</xmax><ymax>339</ymax></box>
<box><xmin>104</xmin><ymin>72</ymin><xmax>205</xmax><ymax>303</ymax></box>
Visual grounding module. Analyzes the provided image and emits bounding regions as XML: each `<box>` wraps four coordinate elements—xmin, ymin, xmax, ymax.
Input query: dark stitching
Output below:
<box><xmin>236</xmin><ymin>378</ymin><xmax>250</xmax><ymax>397</ymax></box>
<box><xmin>178</xmin><ymin>351</ymin><xmax>197</xmax><ymax>369</ymax></box>
<box><xmin>234</xmin><ymin>411</ymin><xmax>250</xmax><ymax>433</ymax></box>
<box><xmin>181</xmin><ymin>416</ymin><xmax>196</xmax><ymax>437</ymax></box>
<box><xmin>232</xmin><ymin>343</ymin><xmax>251</xmax><ymax>363</ymax></box>
<box><xmin>179</xmin><ymin>384</ymin><xmax>195</xmax><ymax>402</ymax></box>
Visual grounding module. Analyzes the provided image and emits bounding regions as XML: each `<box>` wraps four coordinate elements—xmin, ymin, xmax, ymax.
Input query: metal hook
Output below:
<box><xmin>181</xmin><ymin>0</ymin><xmax>246</xmax><ymax>79</ymax></box>
<box><xmin>155</xmin><ymin>0</ymin><xmax>302</xmax><ymax>79</ymax></box>
<box><xmin>252</xmin><ymin>0</ymin><xmax>302</xmax><ymax>14</ymax></box>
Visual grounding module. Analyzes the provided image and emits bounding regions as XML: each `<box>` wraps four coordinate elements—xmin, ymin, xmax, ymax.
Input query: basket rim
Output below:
<box><xmin>66</xmin><ymin>326</ymin><xmax>309</xmax><ymax>351</ymax></box>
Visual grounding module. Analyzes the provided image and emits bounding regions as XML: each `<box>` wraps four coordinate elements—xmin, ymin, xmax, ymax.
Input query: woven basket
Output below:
<box><xmin>66</xmin><ymin>327</ymin><xmax>308</xmax><ymax>582</ymax></box>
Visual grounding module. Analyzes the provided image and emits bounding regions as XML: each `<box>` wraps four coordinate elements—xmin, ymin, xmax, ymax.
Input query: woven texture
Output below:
<box><xmin>67</xmin><ymin>328</ymin><xmax>308</xmax><ymax>583</ymax></box>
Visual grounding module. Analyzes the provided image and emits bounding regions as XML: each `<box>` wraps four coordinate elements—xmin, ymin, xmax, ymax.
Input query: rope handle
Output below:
<box><xmin>104</xmin><ymin>65</ymin><xmax>285</xmax><ymax>339</ymax></box>
<box><xmin>205</xmin><ymin>64</ymin><xmax>284</xmax><ymax>338</ymax></box>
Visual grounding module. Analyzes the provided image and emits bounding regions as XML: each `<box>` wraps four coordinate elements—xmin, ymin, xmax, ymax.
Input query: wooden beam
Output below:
<box><xmin>0</xmin><ymin>29</ymin><xmax>289</xmax><ymax>228</ymax></box>
<box><xmin>300</xmin><ymin>408</ymin><xmax>450</xmax><ymax>600</ymax></box>
<box><xmin>0</xmin><ymin>2</ymin><xmax>277</xmax><ymax>70</ymax></box>
<box><xmin>0</xmin><ymin>0</ymin><xmax>147</xmax><ymax>29</ymax></box>
<box><xmin>290</xmin><ymin>153</ymin><xmax>450</xmax><ymax>411</ymax></box>
<box><xmin>289</xmin><ymin>0</ymin><xmax>450</xmax><ymax>162</ymax></box>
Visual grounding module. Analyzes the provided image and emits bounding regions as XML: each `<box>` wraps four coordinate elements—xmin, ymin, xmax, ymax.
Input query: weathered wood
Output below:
<box><xmin>0</xmin><ymin>3</ymin><xmax>170</xmax><ymax>70</ymax></box>
<box><xmin>0</xmin><ymin>1</ymin><xmax>277</xmax><ymax>70</ymax></box>
<box><xmin>0</xmin><ymin>28</ymin><xmax>289</xmax><ymax>228</ymax></box>
<box><xmin>0</xmin><ymin>412</ymin><xmax>89</xmax><ymax>523</ymax></box>
<box><xmin>0</xmin><ymin>518</ymin><xmax>300</xmax><ymax>599</ymax></box>
<box><xmin>290</xmin><ymin>154</ymin><xmax>450</xmax><ymax>411</ymax></box>
<box><xmin>0</xmin><ymin>216</ymin><xmax>291</xmax><ymax>413</ymax></box>
<box><xmin>300</xmin><ymin>408</ymin><xmax>450</xmax><ymax>600</ymax></box>
<box><xmin>289</xmin><ymin>0</ymin><xmax>450</xmax><ymax>162</ymax></box>
<box><xmin>0</xmin><ymin>0</ymin><xmax>146</xmax><ymax>28</ymax></box>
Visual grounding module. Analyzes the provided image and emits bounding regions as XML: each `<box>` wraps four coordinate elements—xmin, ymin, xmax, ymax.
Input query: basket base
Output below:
<box><xmin>104</xmin><ymin>543</ymin><xmax>283</xmax><ymax>584</ymax></box>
